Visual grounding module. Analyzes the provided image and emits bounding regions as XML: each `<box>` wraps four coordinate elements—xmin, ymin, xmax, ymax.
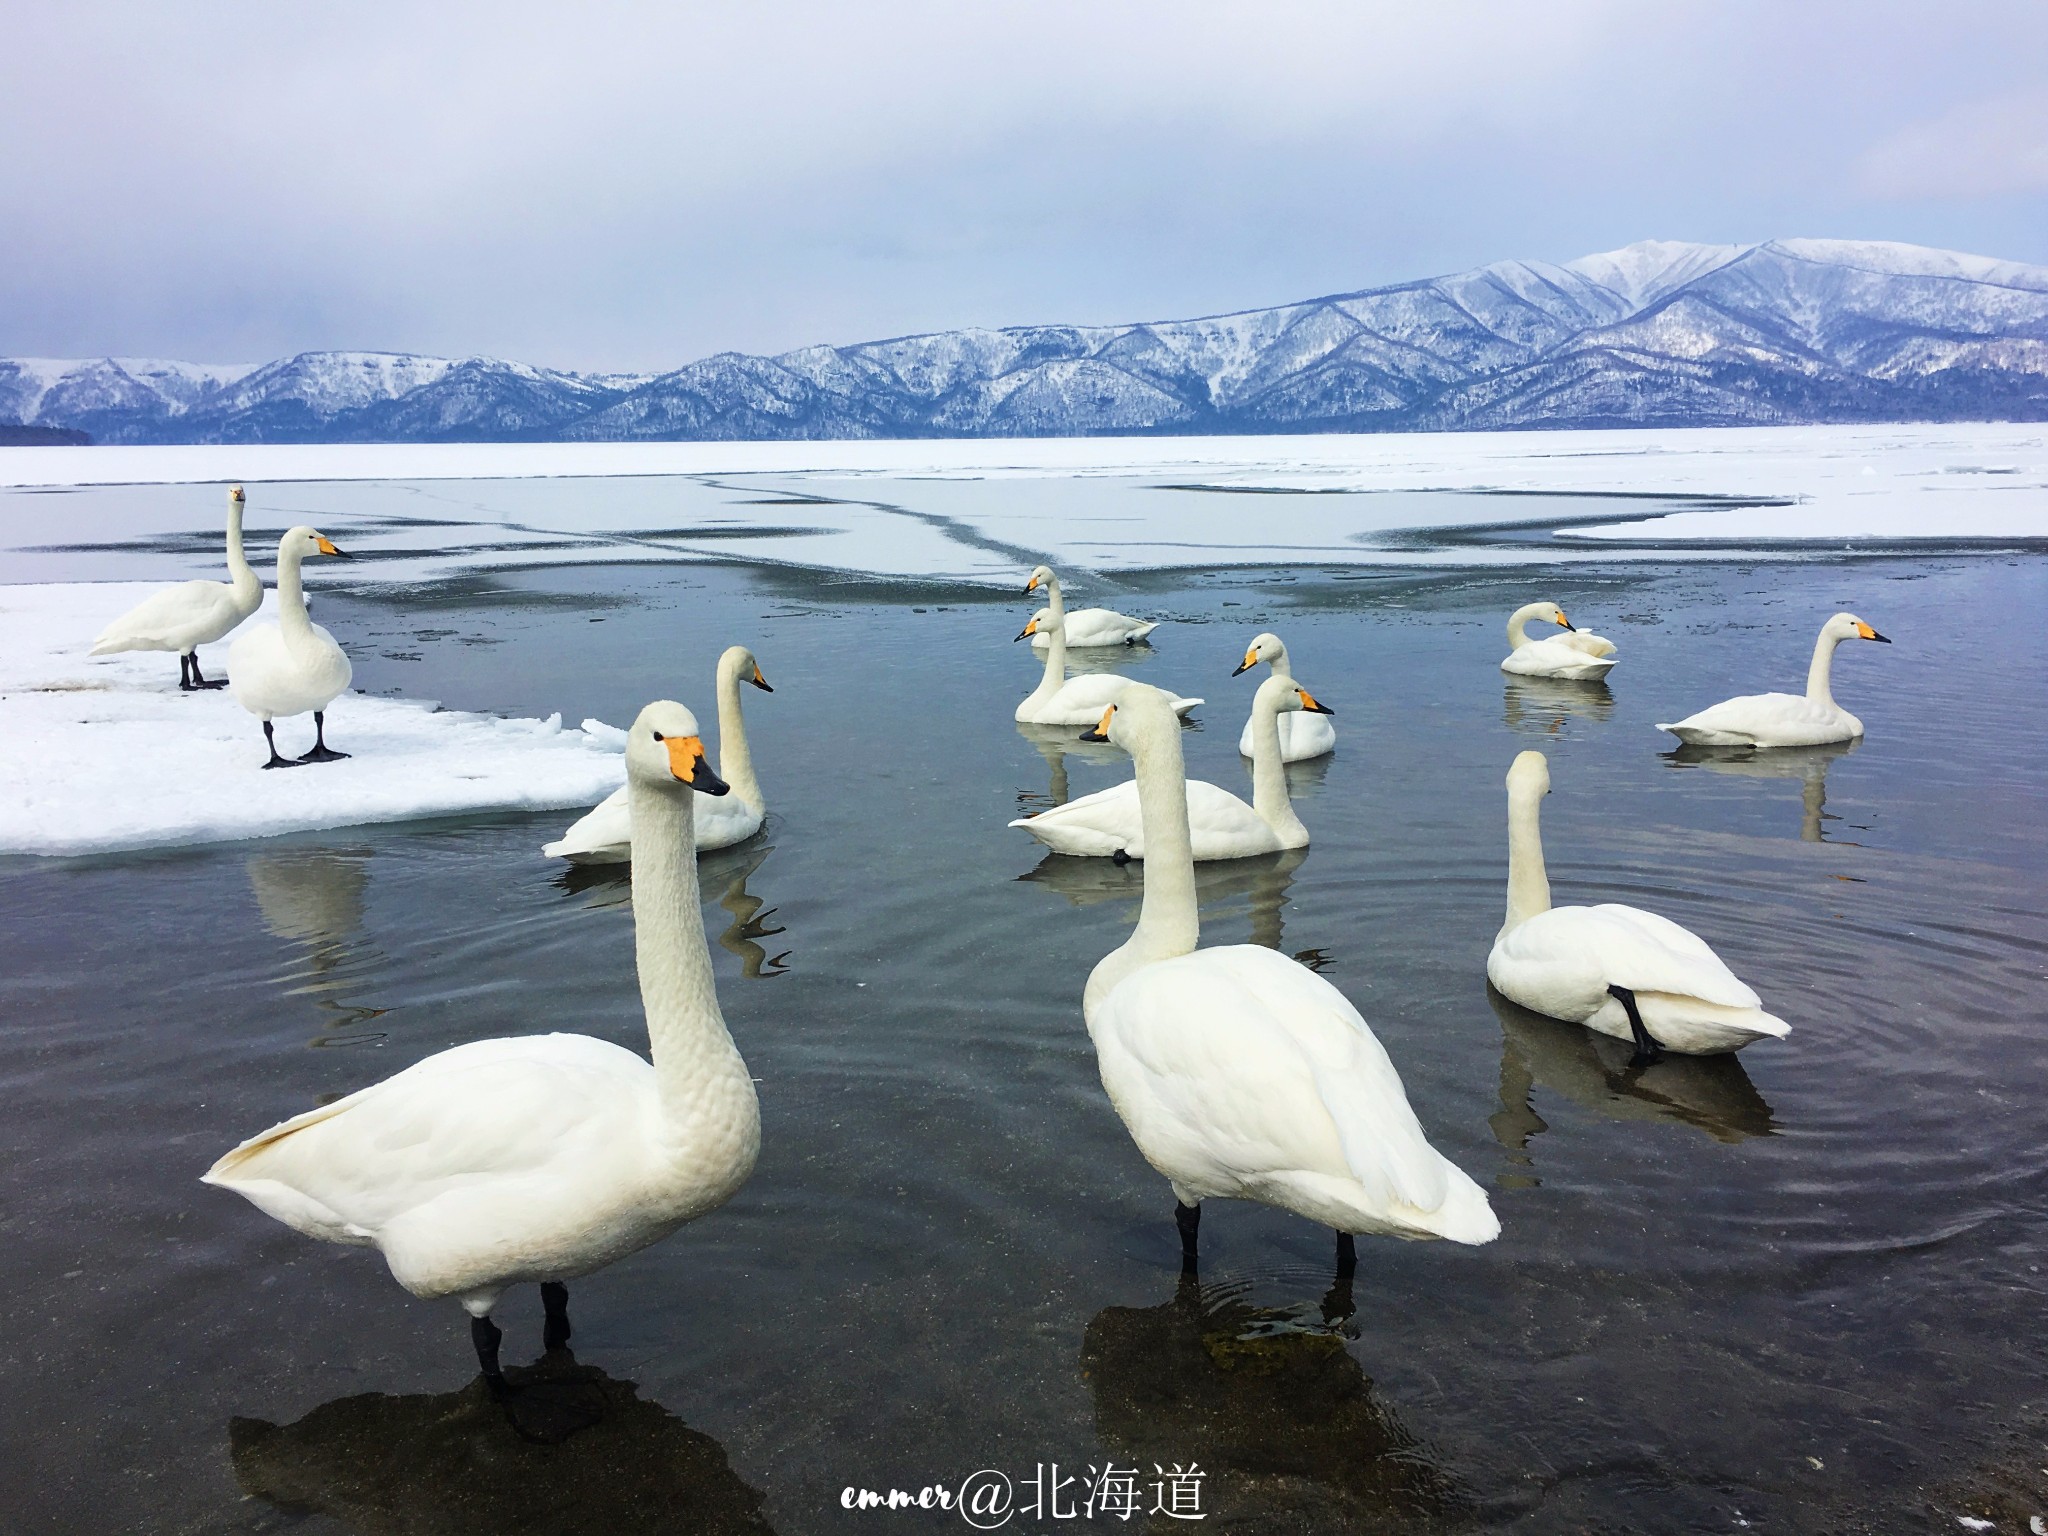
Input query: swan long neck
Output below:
<box><xmin>715</xmin><ymin>651</ymin><xmax>765</xmax><ymax>812</ymax></box>
<box><xmin>629</xmin><ymin>773</ymin><xmax>758</xmax><ymax>1167</ymax></box>
<box><xmin>1504</xmin><ymin>788</ymin><xmax>1552</xmax><ymax>933</ymax></box>
<box><xmin>1085</xmin><ymin>701</ymin><xmax>1199</xmax><ymax>1018</ymax></box>
<box><xmin>1506</xmin><ymin>603</ymin><xmax>1547</xmax><ymax>651</ymax></box>
<box><xmin>1805</xmin><ymin>626</ymin><xmax>1843</xmax><ymax>706</ymax></box>
<box><xmin>1029</xmin><ymin>575</ymin><xmax>1068</xmax><ymax>702</ymax></box>
<box><xmin>225</xmin><ymin>497</ymin><xmax>258</xmax><ymax>601</ymax></box>
<box><xmin>276</xmin><ymin>541</ymin><xmax>315</xmax><ymax>644</ymax></box>
<box><xmin>1264</xmin><ymin>640</ymin><xmax>1294</xmax><ymax>679</ymax></box>
<box><xmin>1248</xmin><ymin>690</ymin><xmax>1308</xmax><ymax>846</ymax></box>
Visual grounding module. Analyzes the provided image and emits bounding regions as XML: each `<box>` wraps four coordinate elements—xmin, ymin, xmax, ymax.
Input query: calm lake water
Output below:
<box><xmin>3</xmin><ymin>518</ymin><xmax>2047</xmax><ymax>1533</ymax></box>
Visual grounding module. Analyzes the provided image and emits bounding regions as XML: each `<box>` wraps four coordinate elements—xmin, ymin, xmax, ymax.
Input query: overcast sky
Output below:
<box><xmin>5</xmin><ymin>2</ymin><xmax>2045</xmax><ymax>372</ymax></box>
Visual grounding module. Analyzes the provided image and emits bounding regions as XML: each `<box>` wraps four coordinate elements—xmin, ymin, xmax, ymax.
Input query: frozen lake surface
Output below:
<box><xmin>1</xmin><ymin>444</ymin><xmax>2046</xmax><ymax>1533</ymax></box>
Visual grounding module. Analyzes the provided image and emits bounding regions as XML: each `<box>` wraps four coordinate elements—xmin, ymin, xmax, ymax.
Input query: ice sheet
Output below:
<box><xmin>0</xmin><ymin>584</ymin><xmax>622</xmax><ymax>857</ymax></box>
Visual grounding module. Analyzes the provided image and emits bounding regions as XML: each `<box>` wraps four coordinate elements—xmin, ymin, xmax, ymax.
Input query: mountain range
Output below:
<box><xmin>7</xmin><ymin>238</ymin><xmax>2046</xmax><ymax>443</ymax></box>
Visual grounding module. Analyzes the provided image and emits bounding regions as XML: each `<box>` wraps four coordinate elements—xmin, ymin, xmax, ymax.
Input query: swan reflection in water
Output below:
<box><xmin>1502</xmin><ymin>676</ymin><xmax>1614</xmax><ymax>736</ymax></box>
<box><xmin>1082</xmin><ymin>1269</ymin><xmax>1462</xmax><ymax>1527</ymax></box>
<box><xmin>1014</xmin><ymin>720</ymin><xmax>1132</xmax><ymax>811</ymax></box>
<box><xmin>1487</xmin><ymin>987</ymin><xmax>1777</xmax><ymax>1187</ymax></box>
<box><xmin>557</xmin><ymin>844</ymin><xmax>790</xmax><ymax>978</ymax></box>
<box><xmin>1021</xmin><ymin>845</ymin><xmax>1325</xmax><ymax>967</ymax></box>
<box><xmin>1661</xmin><ymin>738</ymin><xmax>1858</xmax><ymax>843</ymax></box>
<box><xmin>230</xmin><ymin>1349</ymin><xmax>774</xmax><ymax>1535</ymax></box>
<box><xmin>243</xmin><ymin>846</ymin><xmax>390</xmax><ymax>1046</ymax></box>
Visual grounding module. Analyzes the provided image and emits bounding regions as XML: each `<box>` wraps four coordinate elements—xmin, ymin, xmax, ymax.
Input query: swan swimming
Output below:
<box><xmin>1500</xmin><ymin>602</ymin><xmax>1617</xmax><ymax>681</ymax></box>
<box><xmin>1486</xmin><ymin>750</ymin><xmax>1790</xmax><ymax>1059</ymax></box>
<box><xmin>1015</xmin><ymin>566</ymin><xmax>1200</xmax><ymax>726</ymax></box>
<box><xmin>1233</xmin><ymin>632</ymin><xmax>1336</xmax><ymax>762</ymax></box>
<box><xmin>204</xmin><ymin>702</ymin><xmax>760</xmax><ymax>1394</ymax></box>
<box><xmin>1658</xmin><ymin>612</ymin><xmax>1890</xmax><ymax>747</ymax></box>
<box><xmin>544</xmin><ymin>645</ymin><xmax>774</xmax><ymax>862</ymax></box>
<box><xmin>227</xmin><ymin>527</ymin><xmax>354</xmax><ymax>767</ymax></box>
<box><xmin>91</xmin><ymin>484</ymin><xmax>262</xmax><ymax>690</ymax></box>
<box><xmin>1080</xmin><ymin>683</ymin><xmax>1499</xmax><ymax>1270</ymax></box>
<box><xmin>1026</xmin><ymin>603</ymin><xmax>1159</xmax><ymax>649</ymax></box>
<box><xmin>1011</xmin><ymin>672</ymin><xmax>1329</xmax><ymax>860</ymax></box>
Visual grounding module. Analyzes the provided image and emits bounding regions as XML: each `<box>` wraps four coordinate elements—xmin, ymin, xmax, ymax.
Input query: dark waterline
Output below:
<box><xmin>3</xmin><ymin>550</ymin><xmax>2046</xmax><ymax>1533</ymax></box>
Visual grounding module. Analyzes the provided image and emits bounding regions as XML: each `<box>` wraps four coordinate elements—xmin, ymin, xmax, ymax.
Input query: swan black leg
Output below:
<box><xmin>1323</xmin><ymin>1238</ymin><xmax>1358</xmax><ymax>1326</ymax></box>
<box><xmin>471</xmin><ymin>1313</ymin><xmax>510</xmax><ymax>1398</ymax></box>
<box><xmin>260</xmin><ymin>720</ymin><xmax>301</xmax><ymax>769</ymax></box>
<box><xmin>1175</xmin><ymin>1200</ymin><xmax>1201</xmax><ymax>1274</ymax></box>
<box><xmin>541</xmin><ymin>1282</ymin><xmax>572</xmax><ymax>1351</ymax></box>
<box><xmin>296</xmin><ymin>711</ymin><xmax>349</xmax><ymax>764</ymax></box>
<box><xmin>1609</xmin><ymin>984</ymin><xmax>1662</xmax><ymax>1066</ymax></box>
<box><xmin>1335</xmin><ymin>1231</ymin><xmax>1357</xmax><ymax>1278</ymax></box>
<box><xmin>179</xmin><ymin>653</ymin><xmax>196</xmax><ymax>691</ymax></box>
<box><xmin>187</xmin><ymin>652</ymin><xmax>227</xmax><ymax>689</ymax></box>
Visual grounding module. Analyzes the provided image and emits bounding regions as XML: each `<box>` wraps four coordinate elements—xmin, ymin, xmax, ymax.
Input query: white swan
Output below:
<box><xmin>1501</xmin><ymin>602</ymin><xmax>1617</xmax><ymax>681</ymax></box>
<box><xmin>1081</xmin><ymin>683</ymin><xmax>1498</xmax><ymax>1267</ymax></box>
<box><xmin>1027</xmin><ymin>603</ymin><xmax>1159</xmax><ymax>649</ymax></box>
<box><xmin>1016</xmin><ymin>566</ymin><xmax>1200</xmax><ymax>725</ymax></box>
<box><xmin>204</xmin><ymin>702</ymin><xmax>759</xmax><ymax>1393</ymax></box>
<box><xmin>1486</xmin><ymin>750</ymin><xmax>1789</xmax><ymax>1058</ymax></box>
<box><xmin>1232</xmin><ymin>632</ymin><xmax>1336</xmax><ymax>762</ymax></box>
<box><xmin>1658</xmin><ymin>613</ymin><xmax>1890</xmax><ymax>747</ymax></box>
<box><xmin>91</xmin><ymin>484</ymin><xmax>262</xmax><ymax>690</ymax></box>
<box><xmin>543</xmin><ymin>646</ymin><xmax>773</xmax><ymax>862</ymax></box>
<box><xmin>1011</xmin><ymin>673</ymin><xmax>1329</xmax><ymax>860</ymax></box>
<box><xmin>227</xmin><ymin>527</ymin><xmax>354</xmax><ymax>767</ymax></box>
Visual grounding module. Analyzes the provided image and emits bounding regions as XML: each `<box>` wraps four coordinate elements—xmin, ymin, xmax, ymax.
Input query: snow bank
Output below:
<box><xmin>0</xmin><ymin>584</ymin><xmax>622</xmax><ymax>857</ymax></box>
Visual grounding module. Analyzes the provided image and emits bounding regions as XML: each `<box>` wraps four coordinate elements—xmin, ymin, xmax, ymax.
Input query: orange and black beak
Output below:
<box><xmin>749</xmin><ymin>664</ymin><xmax>774</xmax><ymax>692</ymax></box>
<box><xmin>1079</xmin><ymin>704</ymin><xmax>1116</xmax><ymax>743</ymax></box>
<box><xmin>1231</xmin><ymin>648</ymin><xmax>1258</xmax><ymax>677</ymax></box>
<box><xmin>1297</xmin><ymin>688</ymin><xmax>1335</xmax><ymax>715</ymax></box>
<box><xmin>663</xmin><ymin>734</ymin><xmax>731</xmax><ymax>795</ymax></box>
<box><xmin>1555</xmin><ymin>610</ymin><xmax>1576</xmax><ymax>631</ymax></box>
<box><xmin>1025</xmin><ymin>573</ymin><xmax>1044</xmax><ymax>594</ymax></box>
<box><xmin>1856</xmin><ymin>621</ymin><xmax>1891</xmax><ymax>643</ymax></box>
<box><xmin>314</xmin><ymin>535</ymin><xmax>354</xmax><ymax>560</ymax></box>
<box><xmin>1014</xmin><ymin>617</ymin><xmax>1039</xmax><ymax>643</ymax></box>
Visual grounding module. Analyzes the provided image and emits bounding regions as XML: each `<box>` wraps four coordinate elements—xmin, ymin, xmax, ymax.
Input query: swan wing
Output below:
<box><xmin>543</xmin><ymin>785</ymin><xmax>630</xmax><ymax>860</ymax></box>
<box><xmin>1561</xmin><ymin>630</ymin><xmax>1618</xmax><ymax>658</ymax></box>
<box><xmin>1498</xmin><ymin>905</ymin><xmax>1759</xmax><ymax>1009</ymax></box>
<box><xmin>91</xmin><ymin>580</ymin><xmax>240</xmax><ymax>652</ymax></box>
<box><xmin>1012</xmin><ymin>779</ymin><xmax>1262</xmax><ymax>858</ymax></box>
<box><xmin>1503</xmin><ymin>637</ymin><xmax>1616</xmax><ymax>677</ymax></box>
<box><xmin>1657</xmin><ymin>693</ymin><xmax>1849</xmax><ymax>744</ymax></box>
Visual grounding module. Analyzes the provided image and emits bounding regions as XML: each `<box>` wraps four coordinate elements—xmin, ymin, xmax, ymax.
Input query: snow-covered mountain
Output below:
<box><xmin>8</xmin><ymin>239</ymin><xmax>2046</xmax><ymax>443</ymax></box>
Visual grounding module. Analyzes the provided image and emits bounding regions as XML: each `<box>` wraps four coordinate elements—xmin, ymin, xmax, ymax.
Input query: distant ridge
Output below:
<box><xmin>6</xmin><ymin>238</ymin><xmax>2046</xmax><ymax>443</ymax></box>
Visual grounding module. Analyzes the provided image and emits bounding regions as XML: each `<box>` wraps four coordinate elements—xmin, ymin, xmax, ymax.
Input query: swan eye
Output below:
<box><xmin>651</xmin><ymin>731</ymin><xmax>665</xmax><ymax>742</ymax></box>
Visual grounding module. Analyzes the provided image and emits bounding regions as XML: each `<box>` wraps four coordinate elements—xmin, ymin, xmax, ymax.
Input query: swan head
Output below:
<box><xmin>1233</xmin><ymin>632</ymin><xmax>1286</xmax><ymax>677</ymax></box>
<box><xmin>229</xmin><ymin>484</ymin><xmax>245</xmax><ymax>504</ymax></box>
<box><xmin>1254</xmin><ymin>672</ymin><xmax>1332</xmax><ymax>715</ymax></box>
<box><xmin>1078</xmin><ymin>682</ymin><xmax>1179</xmax><ymax>747</ymax></box>
<box><xmin>720</xmin><ymin>644</ymin><xmax>773</xmax><ymax>692</ymax></box>
<box><xmin>1024</xmin><ymin>564</ymin><xmax>1057</xmax><ymax>596</ymax></box>
<box><xmin>1015</xmin><ymin>613</ymin><xmax>1043</xmax><ymax>643</ymax></box>
<box><xmin>1826</xmin><ymin>611</ymin><xmax>1891</xmax><ymax>645</ymax></box>
<box><xmin>279</xmin><ymin>525</ymin><xmax>353</xmax><ymax>562</ymax></box>
<box><xmin>1507</xmin><ymin>749</ymin><xmax>1550</xmax><ymax>799</ymax></box>
<box><xmin>626</xmin><ymin>701</ymin><xmax>730</xmax><ymax>796</ymax></box>
<box><xmin>1536</xmin><ymin>602</ymin><xmax>1575</xmax><ymax>632</ymax></box>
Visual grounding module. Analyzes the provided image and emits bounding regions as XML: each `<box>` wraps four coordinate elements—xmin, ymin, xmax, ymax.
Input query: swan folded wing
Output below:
<box><xmin>1097</xmin><ymin>947</ymin><xmax>1451</xmax><ymax>1218</ymax></box>
<box><xmin>92</xmin><ymin>581</ymin><xmax>237</xmax><ymax>651</ymax></box>
<box><xmin>1560</xmin><ymin>631</ymin><xmax>1618</xmax><ymax>659</ymax></box>
<box><xmin>1010</xmin><ymin>781</ymin><xmax>1141</xmax><ymax>853</ymax></box>
<box><xmin>1505</xmin><ymin>906</ymin><xmax>1759</xmax><ymax>1009</ymax></box>
<box><xmin>544</xmin><ymin>786</ymin><xmax>630</xmax><ymax>859</ymax></box>
<box><xmin>1659</xmin><ymin>692</ymin><xmax>1823</xmax><ymax>736</ymax></box>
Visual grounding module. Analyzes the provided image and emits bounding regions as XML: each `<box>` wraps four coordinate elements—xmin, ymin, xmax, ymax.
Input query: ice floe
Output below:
<box><xmin>0</xmin><ymin>584</ymin><xmax>621</xmax><ymax>857</ymax></box>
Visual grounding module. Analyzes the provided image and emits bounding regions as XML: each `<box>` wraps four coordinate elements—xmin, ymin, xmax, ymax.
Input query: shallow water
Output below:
<box><xmin>3</xmin><ymin>531</ymin><xmax>2047</xmax><ymax>1534</ymax></box>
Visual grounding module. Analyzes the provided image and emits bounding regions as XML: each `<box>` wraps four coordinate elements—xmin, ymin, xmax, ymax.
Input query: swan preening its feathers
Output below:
<box><xmin>1659</xmin><ymin>612</ymin><xmax>1890</xmax><ymax>747</ymax></box>
<box><xmin>92</xmin><ymin>484</ymin><xmax>262</xmax><ymax>690</ymax></box>
<box><xmin>1028</xmin><ymin>604</ymin><xmax>1159</xmax><ymax>649</ymax></box>
<box><xmin>1501</xmin><ymin>602</ymin><xmax>1617</xmax><ymax>681</ymax></box>
<box><xmin>1010</xmin><ymin>673</ymin><xmax>1329</xmax><ymax>860</ymax></box>
<box><xmin>544</xmin><ymin>646</ymin><xmax>774</xmax><ymax>862</ymax></box>
<box><xmin>1486</xmin><ymin>750</ymin><xmax>1789</xmax><ymax>1058</ymax></box>
<box><xmin>1080</xmin><ymin>684</ymin><xmax>1499</xmax><ymax>1263</ymax></box>
<box><xmin>1234</xmin><ymin>632</ymin><xmax>1337</xmax><ymax>762</ymax></box>
<box><xmin>1016</xmin><ymin>566</ymin><xmax>1201</xmax><ymax>725</ymax></box>
<box><xmin>205</xmin><ymin>701</ymin><xmax>759</xmax><ymax>1392</ymax></box>
<box><xmin>228</xmin><ymin>526</ymin><xmax>355</xmax><ymax>768</ymax></box>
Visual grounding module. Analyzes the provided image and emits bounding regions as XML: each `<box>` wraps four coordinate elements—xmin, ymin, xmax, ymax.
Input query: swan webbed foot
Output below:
<box><xmin>1175</xmin><ymin>1200</ymin><xmax>1201</xmax><ymax>1274</ymax></box>
<box><xmin>296</xmin><ymin>746</ymin><xmax>350</xmax><ymax>764</ymax></box>
<box><xmin>541</xmin><ymin>1281</ymin><xmax>572</xmax><ymax>1352</ymax></box>
<box><xmin>1112</xmin><ymin>848</ymin><xmax>1131</xmax><ymax>866</ymax></box>
<box><xmin>1608</xmin><ymin>983</ymin><xmax>1663</xmax><ymax>1066</ymax></box>
<box><xmin>297</xmin><ymin>711</ymin><xmax>349</xmax><ymax>764</ymax></box>
<box><xmin>180</xmin><ymin>652</ymin><xmax>229</xmax><ymax>689</ymax></box>
<box><xmin>260</xmin><ymin>720</ymin><xmax>304</xmax><ymax>769</ymax></box>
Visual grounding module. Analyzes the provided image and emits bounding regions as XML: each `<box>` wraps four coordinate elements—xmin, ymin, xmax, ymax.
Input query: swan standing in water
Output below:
<box><xmin>1486</xmin><ymin>750</ymin><xmax>1789</xmax><ymax>1060</ymax></box>
<box><xmin>544</xmin><ymin>646</ymin><xmax>774</xmax><ymax>862</ymax></box>
<box><xmin>205</xmin><ymin>702</ymin><xmax>760</xmax><ymax>1394</ymax></box>
<box><xmin>1081</xmin><ymin>684</ymin><xmax>1498</xmax><ymax>1270</ymax></box>
<box><xmin>1026</xmin><ymin>602</ymin><xmax>1159</xmax><ymax>649</ymax></box>
<box><xmin>1659</xmin><ymin>613</ymin><xmax>1890</xmax><ymax>747</ymax></box>
<box><xmin>1500</xmin><ymin>602</ymin><xmax>1616</xmax><ymax>681</ymax></box>
<box><xmin>1015</xmin><ymin>566</ymin><xmax>1200</xmax><ymax>725</ymax></box>
<box><xmin>91</xmin><ymin>484</ymin><xmax>262</xmax><ymax>690</ymax></box>
<box><xmin>1011</xmin><ymin>673</ymin><xmax>1329</xmax><ymax>861</ymax></box>
<box><xmin>1233</xmin><ymin>632</ymin><xmax>1336</xmax><ymax>762</ymax></box>
<box><xmin>228</xmin><ymin>527</ymin><xmax>354</xmax><ymax>767</ymax></box>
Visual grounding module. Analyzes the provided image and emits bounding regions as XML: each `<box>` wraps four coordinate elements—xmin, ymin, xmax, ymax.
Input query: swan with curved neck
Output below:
<box><xmin>1501</xmin><ymin>601</ymin><xmax>1616</xmax><ymax>681</ymax></box>
<box><xmin>1080</xmin><ymin>684</ymin><xmax>1498</xmax><ymax>1268</ymax></box>
<box><xmin>205</xmin><ymin>701</ymin><xmax>760</xmax><ymax>1394</ymax></box>
<box><xmin>1233</xmin><ymin>632</ymin><xmax>1336</xmax><ymax>761</ymax></box>
<box><xmin>544</xmin><ymin>646</ymin><xmax>774</xmax><ymax>863</ymax></box>
<box><xmin>91</xmin><ymin>484</ymin><xmax>263</xmax><ymax>690</ymax></box>
<box><xmin>1011</xmin><ymin>672</ymin><xmax>1327</xmax><ymax>860</ymax></box>
<box><xmin>1015</xmin><ymin>566</ymin><xmax>1200</xmax><ymax>725</ymax></box>
<box><xmin>1658</xmin><ymin>612</ymin><xmax>1890</xmax><ymax>747</ymax></box>
<box><xmin>1486</xmin><ymin>749</ymin><xmax>1789</xmax><ymax>1058</ymax></box>
<box><xmin>227</xmin><ymin>525</ymin><xmax>354</xmax><ymax>767</ymax></box>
